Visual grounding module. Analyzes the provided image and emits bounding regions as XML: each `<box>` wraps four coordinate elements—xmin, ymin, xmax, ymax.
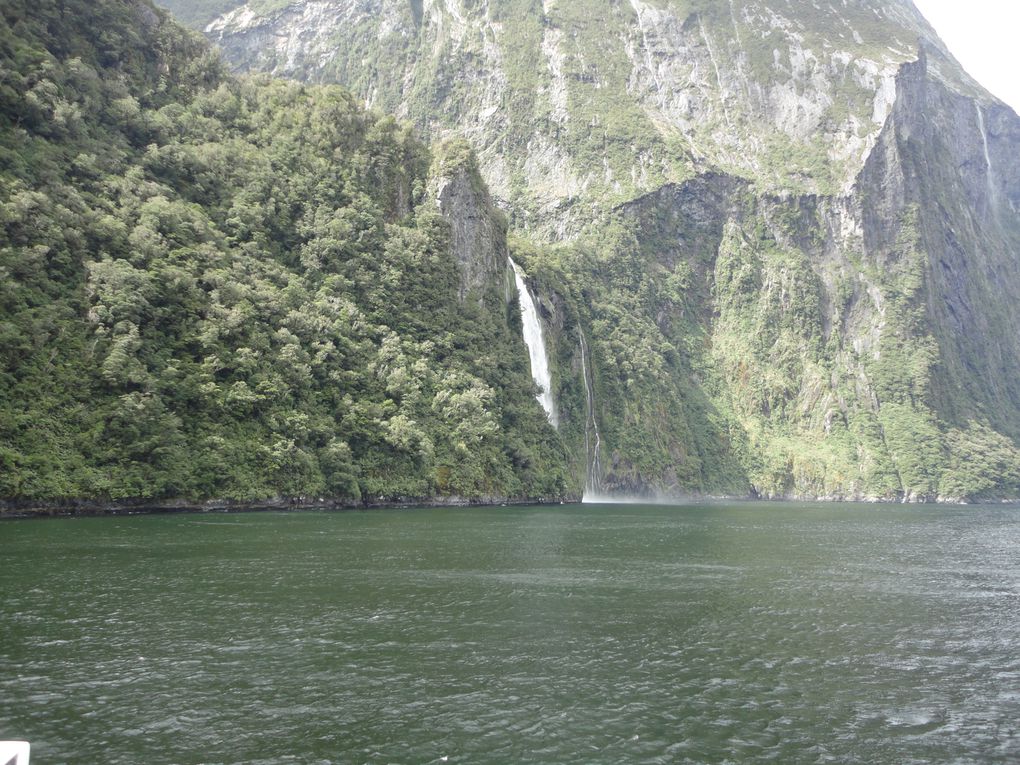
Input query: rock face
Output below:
<box><xmin>188</xmin><ymin>0</ymin><xmax>1020</xmax><ymax>501</ymax></box>
<box><xmin>429</xmin><ymin>144</ymin><xmax>512</xmax><ymax>303</ymax></box>
<box><xmin>573</xmin><ymin>50</ymin><xmax>1020</xmax><ymax>502</ymax></box>
<box><xmin>201</xmin><ymin>0</ymin><xmax>982</xmax><ymax>231</ymax></box>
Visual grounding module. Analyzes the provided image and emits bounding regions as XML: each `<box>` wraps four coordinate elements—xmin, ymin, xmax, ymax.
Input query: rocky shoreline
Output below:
<box><xmin>6</xmin><ymin>491</ymin><xmax>1020</xmax><ymax>519</ymax></box>
<box><xmin>0</xmin><ymin>494</ymin><xmax>582</xmax><ymax>519</ymax></box>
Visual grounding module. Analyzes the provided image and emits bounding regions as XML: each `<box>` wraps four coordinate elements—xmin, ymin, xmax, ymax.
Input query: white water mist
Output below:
<box><xmin>510</xmin><ymin>259</ymin><xmax>557</xmax><ymax>428</ymax></box>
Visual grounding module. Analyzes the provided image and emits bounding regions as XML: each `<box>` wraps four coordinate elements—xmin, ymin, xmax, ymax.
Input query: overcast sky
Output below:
<box><xmin>911</xmin><ymin>0</ymin><xmax>1020</xmax><ymax>113</ymax></box>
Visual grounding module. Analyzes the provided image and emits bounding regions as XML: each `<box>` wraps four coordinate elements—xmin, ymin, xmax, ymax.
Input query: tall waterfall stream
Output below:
<box><xmin>976</xmin><ymin>102</ymin><xmax>995</xmax><ymax>200</ymax></box>
<box><xmin>510</xmin><ymin>259</ymin><xmax>557</xmax><ymax>428</ymax></box>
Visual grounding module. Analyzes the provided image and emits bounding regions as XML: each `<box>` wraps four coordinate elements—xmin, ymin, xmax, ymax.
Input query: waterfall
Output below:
<box><xmin>579</xmin><ymin>331</ymin><xmax>604</xmax><ymax>500</ymax></box>
<box><xmin>510</xmin><ymin>259</ymin><xmax>558</xmax><ymax>428</ymax></box>
<box><xmin>975</xmin><ymin>102</ymin><xmax>994</xmax><ymax>197</ymax></box>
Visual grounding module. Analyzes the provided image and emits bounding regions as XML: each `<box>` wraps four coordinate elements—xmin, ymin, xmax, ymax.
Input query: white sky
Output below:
<box><xmin>911</xmin><ymin>0</ymin><xmax>1020</xmax><ymax>113</ymax></box>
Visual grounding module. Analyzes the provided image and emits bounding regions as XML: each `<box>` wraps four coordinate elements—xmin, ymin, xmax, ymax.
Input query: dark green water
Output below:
<box><xmin>2</xmin><ymin>503</ymin><xmax>1019</xmax><ymax>764</ymax></box>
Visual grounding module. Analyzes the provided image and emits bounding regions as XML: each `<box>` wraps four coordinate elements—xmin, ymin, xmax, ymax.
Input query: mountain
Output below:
<box><xmin>3</xmin><ymin>0</ymin><xmax>1020</xmax><ymax>508</ymax></box>
<box><xmin>195</xmin><ymin>0</ymin><xmax>973</xmax><ymax>229</ymax></box>
<box><xmin>0</xmin><ymin>0</ymin><xmax>567</xmax><ymax>509</ymax></box>
<box><xmin>183</xmin><ymin>0</ymin><xmax>1020</xmax><ymax>502</ymax></box>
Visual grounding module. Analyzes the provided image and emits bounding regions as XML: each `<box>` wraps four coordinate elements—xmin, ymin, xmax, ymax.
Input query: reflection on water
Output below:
<box><xmin>2</xmin><ymin>503</ymin><xmax>1019</xmax><ymax>763</ymax></box>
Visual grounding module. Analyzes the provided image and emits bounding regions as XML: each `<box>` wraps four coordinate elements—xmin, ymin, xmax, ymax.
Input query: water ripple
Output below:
<box><xmin>1</xmin><ymin>503</ymin><xmax>1019</xmax><ymax>763</ymax></box>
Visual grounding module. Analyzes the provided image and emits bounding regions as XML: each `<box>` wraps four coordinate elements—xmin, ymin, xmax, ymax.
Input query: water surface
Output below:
<box><xmin>2</xmin><ymin>502</ymin><xmax>1019</xmax><ymax>763</ymax></box>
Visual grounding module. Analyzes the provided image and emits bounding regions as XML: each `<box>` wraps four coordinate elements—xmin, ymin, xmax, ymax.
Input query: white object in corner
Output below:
<box><xmin>0</xmin><ymin>741</ymin><xmax>30</xmax><ymax>765</ymax></box>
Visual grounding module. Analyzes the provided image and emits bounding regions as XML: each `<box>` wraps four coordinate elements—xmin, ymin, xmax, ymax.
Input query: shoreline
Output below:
<box><xmin>0</xmin><ymin>494</ymin><xmax>580</xmax><ymax>520</ymax></box>
<box><xmin>3</xmin><ymin>492</ymin><xmax>1019</xmax><ymax>519</ymax></box>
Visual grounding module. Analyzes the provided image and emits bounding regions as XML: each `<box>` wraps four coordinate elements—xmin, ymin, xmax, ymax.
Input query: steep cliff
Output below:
<box><xmin>6</xmin><ymin>0</ymin><xmax>1020</xmax><ymax>505</ymax></box>
<box><xmin>429</xmin><ymin>140</ymin><xmax>514</xmax><ymax>304</ymax></box>
<box><xmin>183</xmin><ymin>0</ymin><xmax>1020</xmax><ymax>502</ymax></box>
<box><xmin>198</xmin><ymin>0</ymin><xmax>981</xmax><ymax>229</ymax></box>
<box><xmin>526</xmin><ymin>47</ymin><xmax>1020</xmax><ymax>501</ymax></box>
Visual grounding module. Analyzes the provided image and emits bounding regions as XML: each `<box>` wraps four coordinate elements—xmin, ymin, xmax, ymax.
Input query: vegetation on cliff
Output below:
<box><xmin>4</xmin><ymin>0</ymin><xmax>1020</xmax><ymax>506</ymax></box>
<box><xmin>517</xmin><ymin>175</ymin><xmax>1020</xmax><ymax>502</ymax></box>
<box><xmin>180</xmin><ymin>0</ymin><xmax>1020</xmax><ymax>502</ymax></box>
<box><xmin>0</xmin><ymin>0</ymin><xmax>567</xmax><ymax>505</ymax></box>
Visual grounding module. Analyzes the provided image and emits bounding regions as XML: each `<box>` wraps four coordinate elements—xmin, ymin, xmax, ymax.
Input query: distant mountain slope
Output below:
<box><xmin>170</xmin><ymin>0</ymin><xmax>1020</xmax><ymax>502</ymax></box>
<box><xmin>193</xmin><ymin>0</ymin><xmax>981</xmax><ymax>230</ymax></box>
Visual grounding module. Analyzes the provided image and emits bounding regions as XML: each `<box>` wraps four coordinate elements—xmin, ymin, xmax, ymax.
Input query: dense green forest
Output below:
<box><xmin>0</xmin><ymin>0</ymin><xmax>568</xmax><ymax>505</ymax></box>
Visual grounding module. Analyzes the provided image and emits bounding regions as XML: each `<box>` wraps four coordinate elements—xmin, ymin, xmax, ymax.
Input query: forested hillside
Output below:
<box><xmin>186</xmin><ymin>0</ymin><xmax>1020</xmax><ymax>503</ymax></box>
<box><xmin>0</xmin><ymin>0</ymin><xmax>568</xmax><ymax>507</ymax></box>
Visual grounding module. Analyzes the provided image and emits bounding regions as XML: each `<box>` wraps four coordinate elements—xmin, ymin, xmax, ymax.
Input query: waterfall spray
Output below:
<box><xmin>510</xmin><ymin>259</ymin><xmax>558</xmax><ymax>428</ymax></box>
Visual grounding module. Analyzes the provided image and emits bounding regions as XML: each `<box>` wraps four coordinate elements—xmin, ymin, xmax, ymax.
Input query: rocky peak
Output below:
<box><xmin>196</xmin><ymin>0</ymin><xmax>1006</xmax><ymax>236</ymax></box>
<box><xmin>429</xmin><ymin>140</ymin><xmax>511</xmax><ymax>304</ymax></box>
